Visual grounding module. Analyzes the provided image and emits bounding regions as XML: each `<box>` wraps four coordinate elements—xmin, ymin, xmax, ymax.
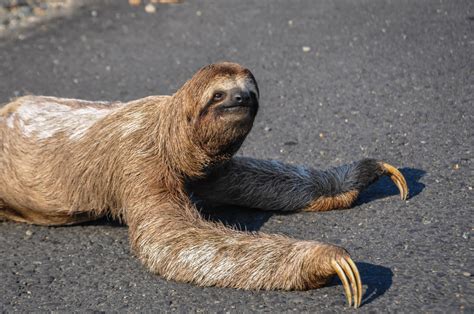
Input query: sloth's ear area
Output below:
<box><xmin>245</xmin><ymin>69</ymin><xmax>260</xmax><ymax>98</ymax></box>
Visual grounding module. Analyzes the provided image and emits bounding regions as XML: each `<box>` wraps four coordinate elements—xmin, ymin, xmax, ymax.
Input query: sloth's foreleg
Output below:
<box><xmin>126</xmin><ymin>193</ymin><xmax>362</xmax><ymax>307</ymax></box>
<box><xmin>189</xmin><ymin>157</ymin><xmax>408</xmax><ymax>212</ymax></box>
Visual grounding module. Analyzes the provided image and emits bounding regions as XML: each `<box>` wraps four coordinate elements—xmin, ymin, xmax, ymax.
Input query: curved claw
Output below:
<box><xmin>380</xmin><ymin>162</ymin><xmax>409</xmax><ymax>200</ymax></box>
<box><xmin>332</xmin><ymin>256</ymin><xmax>363</xmax><ymax>308</ymax></box>
<box><xmin>346</xmin><ymin>257</ymin><xmax>362</xmax><ymax>307</ymax></box>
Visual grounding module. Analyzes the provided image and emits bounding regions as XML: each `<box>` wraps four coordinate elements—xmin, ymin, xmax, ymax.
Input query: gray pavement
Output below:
<box><xmin>0</xmin><ymin>0</ymin><xmax>473</xmax><ymax>312</ymax></box>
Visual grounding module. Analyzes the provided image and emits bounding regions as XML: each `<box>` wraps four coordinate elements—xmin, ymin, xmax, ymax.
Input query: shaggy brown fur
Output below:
<box><xmin>0</xmin><ymin>62</ymin><xmax>408</xmax><ymax>308</ymax></box>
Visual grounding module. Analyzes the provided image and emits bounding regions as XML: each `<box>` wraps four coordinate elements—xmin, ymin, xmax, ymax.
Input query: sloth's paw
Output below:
<box><xmin>354</xmin><ymin>159</ymin><xmax>409</xmax><ymax>200</ymax></box>
<box><xmin>331</xmin><ymin>254</ymin><xmax>363</xmax><ymax>308</ymax></box>
<box><xmin>305</xmin><ymin>245</ymin><xmax>362</xmax><ymax>308</ymax></box>
<box><xmin>378</xmin><ymin>162</ymin><xmax>409</xmax><ymax>200</ymax></box>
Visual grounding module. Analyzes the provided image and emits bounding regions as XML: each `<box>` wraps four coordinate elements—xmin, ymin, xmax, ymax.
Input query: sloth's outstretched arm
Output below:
<box><xmin>126</xmin><ymin>192</ymin><xmax>362</xmax><ymax>307</ymax></box>
<box><xmin>190</xmin><ymin>157</ymin><xmax>408</xmax><ymax>212</ymax></box>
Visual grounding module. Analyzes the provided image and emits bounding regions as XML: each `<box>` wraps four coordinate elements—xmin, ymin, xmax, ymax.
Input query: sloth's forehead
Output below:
<box><xmin>210</xmin><ymin>75</ymin><xmax>258</xmax><ymax>96</ymax></box>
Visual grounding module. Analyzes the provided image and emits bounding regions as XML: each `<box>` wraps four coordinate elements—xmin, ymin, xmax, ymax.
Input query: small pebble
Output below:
<box><xmin>264</xmin><ymin>126</ymin><xmax>271</xmax><ymax>132</ymax></box>
<box><xmin>154</xmin><ymin>0</ymin><xmax>181</xmax><ymax>3</ymax></box>
<box><xmin>462</xmin><ymin>272</ymin><xmax>471</xmax><ymax>277</ymax></box>
<box><xmin>128</xmin><ymin>0</ymin><xmax>141</xmax><ymax>6</ymax></box>
<box><xmin>302</xmin><ymin>46</ymin><xmax>311</xmax><ymax>52</ymax></box>
<box><xmin>453</xmin><ymin>164</ymin><xmax>460</xmax><ymax>170</ymax></box>
<box><xmin>145</xmin><ymin>3</ymin><xmax>156</xmax><ymax>13</ymax></box>
<box><xmin>25</xmin><ymin>230</ymin><xmax>33</xmax><ymax>237</ymax></box>
<box><xmin>196</xmin><ymin>10</ymin><xmax>202</xmax><ymax>16</ymax></box>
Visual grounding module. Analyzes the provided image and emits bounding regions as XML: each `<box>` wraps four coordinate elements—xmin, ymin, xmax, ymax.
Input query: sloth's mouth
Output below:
<box><xmin>215</xmin><ymin>90</ymin><xmax>259</xmax><ymax>114</ymax></box>
<box><xmin>220</xmin><ymin>103</ymin><xmax>253</xmax><ymax>111</ymax></box>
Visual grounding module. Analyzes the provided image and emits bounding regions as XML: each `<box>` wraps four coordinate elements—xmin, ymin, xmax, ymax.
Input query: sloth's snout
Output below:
<box><xmin>224</xmin><ymin>88</ymin><xmax>258</xmax><ymax>110</ymax></box>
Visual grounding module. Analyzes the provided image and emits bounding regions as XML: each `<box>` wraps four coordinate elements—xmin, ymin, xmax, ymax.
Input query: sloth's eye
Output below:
<box><xmin>213</xmin><ymin>92</ymin><xmax>224</xmax><ymax>102</ymax></box>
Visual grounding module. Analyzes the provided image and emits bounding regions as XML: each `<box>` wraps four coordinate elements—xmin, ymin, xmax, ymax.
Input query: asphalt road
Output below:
<box><xmin>0</xmin><ymin>0</ymin><xmax>472</xmax><ymax>312</ymax></box>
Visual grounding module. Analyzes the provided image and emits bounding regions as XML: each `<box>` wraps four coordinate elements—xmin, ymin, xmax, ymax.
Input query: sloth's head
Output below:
<box><xmin>178</xmin><ymin>62</ymin><xmax>259</xmax><ymax>158</ymax></box>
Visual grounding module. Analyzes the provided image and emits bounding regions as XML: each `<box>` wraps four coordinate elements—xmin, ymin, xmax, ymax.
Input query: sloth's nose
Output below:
<box><xmin>222</xmin><ymin>87</ymin><xmax>258</xmax><ymax>112</ymax></box>
<box><xmin>232</xmin><ymin>90</ymin><xmax>250</xmax><ymax>104</ymax></box>
<box><xmin>234</xmin><ymin>94</ymin><xmax>243</xmax><ymax>103</ymax></box>
<box><xmin>234</xmin><ymin>92</ymin><xmax>247</xmax><ymax>103</ymax></box>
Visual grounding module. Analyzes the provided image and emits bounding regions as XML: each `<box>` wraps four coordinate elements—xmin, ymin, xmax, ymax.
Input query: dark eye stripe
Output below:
<box><xmin>213</xmin><ymin>92</ymin><xmax>225</xmax><ymax>101</ymax></box>
<box><xmin>198</xmin><ymin>91</ymin><xmax>225</xmax><ymax>119</ymax></box>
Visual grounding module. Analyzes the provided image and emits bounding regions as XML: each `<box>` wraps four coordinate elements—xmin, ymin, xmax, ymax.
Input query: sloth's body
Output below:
<box><xmin>0</xmin><ymin>63</ymin><xmax>407</xmax><ymax>308</ymax></box>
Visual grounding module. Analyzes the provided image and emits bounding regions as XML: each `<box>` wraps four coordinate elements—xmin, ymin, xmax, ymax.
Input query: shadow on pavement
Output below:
<box><xmin>201</xmin><ymin>204</ymin><xmax>273</xmax><ymax>232</ymax></box>
<box><xmin>326</xmin><ymin>261</ymin><xmax>393</xmax><ymax>306</ymax></box>
<box><xmin>357</xmin><ymin>167</ymin><xmax>425</xmax><ymax>205</ymax></box>
<box><xmin>358</xmin><ymin>262</ymin><xmax>394</xmax><ymax>306</ymax></box>
<box><xmin>77</xmin><ymin>216</ymin><xmax>125</xmax><ymax>227</ymax></box>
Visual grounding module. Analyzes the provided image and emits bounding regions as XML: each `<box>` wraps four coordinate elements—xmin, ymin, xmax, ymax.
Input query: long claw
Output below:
<box><xmin>340</xmin><ymin>258</ymin><xmax>359</xmax><ymax>308</ymax></box>
<box><xmin>380</xmin><ymin>162</ymin><xmax>409</xmax><ymax>200</ymax></box>
<box><xmin>332</xmin><ymin>260</ymin><xmax>352</xmax><ymax>307</ymax></box>
<box><xmin>346</xmin><ymin>257</ymin><xmax>363</xmax><ymax>307</ymax></box>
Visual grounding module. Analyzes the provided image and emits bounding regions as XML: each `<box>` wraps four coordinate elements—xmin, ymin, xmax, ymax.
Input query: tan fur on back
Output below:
<box><xmin>0</xmin><ymin>94</ymin><xmax>175</xmax><ymax>224</ymax></box>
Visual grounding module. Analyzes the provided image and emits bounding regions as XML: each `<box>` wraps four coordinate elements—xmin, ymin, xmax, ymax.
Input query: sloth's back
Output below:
<box><xmin>0</xmin><ymin>96</ymin><xmax>124</xmax><ymax>224</ymax></box>
<box><xmin>0</xmin><ymin>95</ymin><xmax>121</xmax><ymax>141</ymax></box>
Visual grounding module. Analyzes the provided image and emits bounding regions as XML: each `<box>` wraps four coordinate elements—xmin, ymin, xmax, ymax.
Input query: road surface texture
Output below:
<box><xmin>0</xmin><ymin>0</ymin><xmax>472</xmax><ymax>312</ymax></box>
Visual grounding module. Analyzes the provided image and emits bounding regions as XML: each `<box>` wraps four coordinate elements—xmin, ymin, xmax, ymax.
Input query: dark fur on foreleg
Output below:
<box><xmin>190</xmin><ymin>157</ymin><xmax>407</xmax><ymax>213</ymax></box>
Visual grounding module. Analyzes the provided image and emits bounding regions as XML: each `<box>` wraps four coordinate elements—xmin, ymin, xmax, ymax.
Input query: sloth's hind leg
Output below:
<box><xmin>0</xmin><ymin>198</ymin><xmax>17</xmax><ymax>222</ymax></box>
<box><xmin>0</xmin><ymin>199</ymin><xmax>34</xmax><ymax>224</ymax></box>
<box><xmin>0</xmin><ymin>198</ymin><xmax>96</xmax><ymax>226</ymax></box>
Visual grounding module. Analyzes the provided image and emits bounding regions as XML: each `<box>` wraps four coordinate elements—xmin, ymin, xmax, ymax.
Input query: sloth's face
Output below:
<box><xmin>199</xmin><ymin>74</ymin><xmax>259</xmax><ymax>122</ymax></box>
<box><xmin>187</xmin><ymin>63</ymin><xmax>259</xmax><ymax>158</ymax></box>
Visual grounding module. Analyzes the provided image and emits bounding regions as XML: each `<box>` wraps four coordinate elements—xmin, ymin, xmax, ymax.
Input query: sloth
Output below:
<box><xmin>0</xmin><ymin>62</ymin><xmax>408</xmax><ymax>308</ymax></box>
